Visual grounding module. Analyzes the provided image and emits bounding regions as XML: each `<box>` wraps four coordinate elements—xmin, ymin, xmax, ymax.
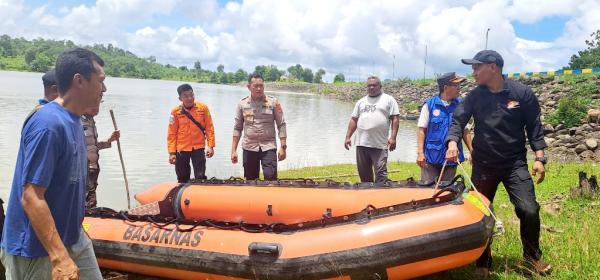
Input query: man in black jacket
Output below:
<box><xmin>445</xmin><ymin>50</ymin><xmax>551</xmax><ymax>277</ymax></box>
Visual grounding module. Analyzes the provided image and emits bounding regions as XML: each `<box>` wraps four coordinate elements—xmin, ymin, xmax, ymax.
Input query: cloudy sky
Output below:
<box><xmin>1</xmin><ymin>0</ymin><xmax>599</xmax><ymax>81</ymax></box>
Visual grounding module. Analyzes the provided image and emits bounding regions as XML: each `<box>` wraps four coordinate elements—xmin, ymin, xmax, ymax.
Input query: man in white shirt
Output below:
<box><xmin>344</xmin><ymin>76</ymin><xmax>400</xmax><ymax>183</ymax></box>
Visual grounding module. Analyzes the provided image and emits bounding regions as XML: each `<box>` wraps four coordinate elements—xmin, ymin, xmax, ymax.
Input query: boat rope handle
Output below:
<box><xmin>456</xmin><ymin>161</ymin><xmax>505</xmax><ymax>236</ymax></box>
<box><xmin>432</xmin><ymin>159</ymin><xmax>448</xmax><ymax>195</ymax></box>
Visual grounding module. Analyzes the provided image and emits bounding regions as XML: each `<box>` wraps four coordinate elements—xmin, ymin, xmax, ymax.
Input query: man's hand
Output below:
<box><xmin>278</xmin><ymin>148</ymin><xmax>286</xmax><ymax>161</ymax></box>
<box><xmin>445</xmin><ymin>141</ymin><xmax>459</xmax><ymax>162</ymax></box>
<box><xmin>205</xmin><ymin>147</ymin><xmax>214</xmax><ymax>158</ymax></box>
<box><xmin>344</xmin><ymin>137</ymin><xmax>352</xmax><ymax>150</ymax></box>
<box><xmin>107</xmin><ymin>130</ymin><xmax>120</xmax><ymax>143</ymax></box>
<box><xmin>416</xmin><ymin>153</ymin><xmax>426</xmax><ymax>168</ymax></box>
<box><xmin>465</xmin><ymin>153</ymin><xmax>472</xmax><ymax>165</ymax></box>
<box><xmin>51</xmin><ymin>256</ymin><xmax>79</xmax><ymax>280</ymax></box>
<box><xmin>388</xmin><ymin>138</ymin><xmax>397</xmax><ymax>151</ymax></box>
<box><xmin>168</xmin><ymin>154</ymin><xmax>176</xmax><ymax>165</ymax></box>
<box><xmin>231</xmin><ymin>151</ymin><xmax>238</xmax><ymax>164</ymax></box>
<box><xmin>532</xmin><ymin>161</ymin><xmax>545</xmax><ymax>184</ymax></box>
<box><xmin>21</xmin><ymin>183</ymin><xmax>79</xmax><ymax>280</ymax></box>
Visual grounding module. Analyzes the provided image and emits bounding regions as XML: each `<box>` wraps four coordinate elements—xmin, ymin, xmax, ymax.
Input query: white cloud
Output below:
<box><xmin>4</xmin><ymin>0</ymin><xmax>600</xmax><ymax>80</ymax></box>
<box><xmin>507</xmin><ymin>0</ymin><xmax>581</xmax><ymax>24</ymax></box>
<box><xmin>0</xmin><ymin>0</ymin><xmax>25</xmax><ymax>28</ymax></box>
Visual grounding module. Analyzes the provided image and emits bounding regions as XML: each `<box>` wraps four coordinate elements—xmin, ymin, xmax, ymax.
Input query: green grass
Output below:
<box><xmin>402</xmin><ymin>101</ymin><xmax>421</xmax><ymax>112</ymax></box>
<box><xmin>278</xmin><ymin>161</ymin><xmax>600</xmax><ymax>279</ymax></box>
<box><xmin>557</xmin><ymin>72</ymin><xmax>600</xmax><ymax>84</ymax></box>
<box><xmin>0</xmin><ymin>56</ymin><xmax>28</xmax><ymax>71</ymax></box>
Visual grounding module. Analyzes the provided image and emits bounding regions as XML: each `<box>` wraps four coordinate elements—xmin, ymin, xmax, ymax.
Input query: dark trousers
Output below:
<box><xmin>176</xmin><ymin>149</ymin><xmax>206</xmax><ymax>183</ymax></box>
<box><xmin>356</xmin><ymin>146</ymin><xmax>389</xmax><ymax>183</ymax></box>
<box><xmin>85</xmin><ymin>168</ymin><xmax>100</xmax><ymax>209</ymax></box>
<box><xmin>243</xmin><ymin>148</ymin><xmax>277</xmax><ymax>180</ymax></box>
<box><xmin>472</xmin><ymin>163</ymin><xmax>542</xmax><ymax>268</ymax></box>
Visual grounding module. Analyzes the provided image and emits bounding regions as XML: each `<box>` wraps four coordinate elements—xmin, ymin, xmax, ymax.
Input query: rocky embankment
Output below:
<box><xmin>266</xmin><ymin>74</ymin><xmax>600</xmax><ymax>161</ymax></box>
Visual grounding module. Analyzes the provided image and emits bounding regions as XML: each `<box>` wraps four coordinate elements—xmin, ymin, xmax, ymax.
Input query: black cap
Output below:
<box><xmin>42</xmin><ymin>69</ymin><xmax>57</xmax><ymax>88</ymax></box>
<box><xmin>461</xmin><ymin>50</ymin><xmax>504</xmax><ymax>68</ymax></box>
<box><xmin>437</xmin><ymin>72</ymin><xmax>465</xmax><ymax>88</ymax></box>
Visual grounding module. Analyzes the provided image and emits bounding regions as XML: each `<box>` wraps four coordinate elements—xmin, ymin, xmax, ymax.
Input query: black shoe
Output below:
<box><xmin>474</xmin><ymin>266</ymin><xmax>490</xmax><ymax>279</ymax></box>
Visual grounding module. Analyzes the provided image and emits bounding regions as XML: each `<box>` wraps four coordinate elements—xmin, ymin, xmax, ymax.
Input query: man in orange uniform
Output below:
<box><xmin>167</xmin><ymin>84</ymin><xmax>215</xmax><ymax>183</ymax></box>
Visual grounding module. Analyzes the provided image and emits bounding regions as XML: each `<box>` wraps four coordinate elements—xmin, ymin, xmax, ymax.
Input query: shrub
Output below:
<box><xmin>545</xmin><ymin>95</ymin><xmax>588</xmax><ymax>128</ymax></box>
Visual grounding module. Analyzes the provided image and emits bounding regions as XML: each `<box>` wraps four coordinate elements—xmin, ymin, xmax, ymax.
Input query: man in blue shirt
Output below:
<box><xmin>1</xmin><ymin>48</ymin><xmax>106</xmax><ymax>280</ymax></box>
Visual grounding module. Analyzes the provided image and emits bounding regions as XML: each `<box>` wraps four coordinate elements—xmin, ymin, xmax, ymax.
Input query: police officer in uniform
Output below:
<box><xmin>416</xmin><ymin>72</ymin><xmax>472</xmax><ymax>183</ymax></box>
<box><xmin>231</xmin><ymin>72</ymin><xmax>286</xmax><ymax>180</ymax></box>
<box><xmin>82</xmin><ymin>105</ymin><xmax>120</xmax><ymax>208</ymax></box>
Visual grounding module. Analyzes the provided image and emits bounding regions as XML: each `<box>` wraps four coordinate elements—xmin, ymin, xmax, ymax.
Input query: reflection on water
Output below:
<box><xmin>0</xmin><ymin>71</ymin><xmax>417</xmax><ymax>209</ymax></box>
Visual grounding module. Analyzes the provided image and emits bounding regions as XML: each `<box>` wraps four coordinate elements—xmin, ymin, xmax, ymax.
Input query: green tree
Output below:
<box><xmin>266</xmin><ymin>65</ymin><xmax>283</xmax><ymax>81</ymax></box>
<box><xmin>287</xmin><ymin>64</ymin><xmax>303</xmax><ymax>80</ymax></box>
<box><xmin>234</xmin><ymin>69</ymin><xmax>248</xmax><ymax>83</ymax></box>
<box><xmin>301</xmin><ymin>68</ymin><xmax>314</xmax><ymax>83</ymax></box>
<box><xmin>334</xmin><ymin>73</ymin><xmax>345</xmax><ymax>83</ymax></box>
<box><xmin>217</xmin><ymin>64</ymin><xmax>225</xmax><ymax>73</ymax></box>
<box><xmin>568</xmin><ymin>30</ymin><xmax>600</xmax><ymax>69</ymax></box>
<box><xmin>124</xmin><ymin>63</ymin><xmax>136</xmax><ymax>72</ymax></box>
<box><xmin>194</xmin><ymin>60</ymin><xmax>202</xmax><ymax>71</ymax></box>
<box><xmin>314</xmin><ymin>68</ymin><xmax>326</xmax><ymax>83</ymax></box>
<box><xmin>24</xmin><ymin>48</ymin><xmax>38</xmax><ymax>65</ymax></box>
<box><xmin>0</xmin><ymin>35</ymin><xmax>15</xmax><ymax>56</ymax></box>
<box><xmin>30</xmin><ymin>52</ymin><xmax>53</xmax><ymax>72</ymax></box>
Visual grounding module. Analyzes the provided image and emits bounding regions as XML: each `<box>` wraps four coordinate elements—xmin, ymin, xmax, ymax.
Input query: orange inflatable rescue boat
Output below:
<box><xmin>84</xmin><ymin>176</ymin><xmax>494</xmax><ymax>279</ymax></box>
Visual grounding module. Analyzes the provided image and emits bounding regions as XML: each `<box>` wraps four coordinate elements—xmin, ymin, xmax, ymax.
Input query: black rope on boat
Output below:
<box><xmin>183</xmin><ymin>177</ymin><xmax>424</xmax><ymax>189</ymax></box>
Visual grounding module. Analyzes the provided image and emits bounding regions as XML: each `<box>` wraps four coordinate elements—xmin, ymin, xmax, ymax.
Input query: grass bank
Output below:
<box><xmin>278</xmin><ymin>161</ymin><xmax>600</xmax><ymax>280</ymax></box>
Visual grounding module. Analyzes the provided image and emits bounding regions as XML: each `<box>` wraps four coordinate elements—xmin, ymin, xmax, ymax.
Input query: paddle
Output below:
<box><xmin>109</xmin><ymin>109</ymin><xmax>131</xmax><ymax>210</ymax></box>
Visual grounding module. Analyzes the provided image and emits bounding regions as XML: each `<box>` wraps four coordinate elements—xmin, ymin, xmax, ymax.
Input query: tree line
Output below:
<box><xmin>567</xmin><ymin>29</ymin><xmax>600</xmax><ymax>70</ymax></box>
<box><xmin>0</xmin><ymin>35</ymin><xmax>349</xmax><ymax>84</ymax></box>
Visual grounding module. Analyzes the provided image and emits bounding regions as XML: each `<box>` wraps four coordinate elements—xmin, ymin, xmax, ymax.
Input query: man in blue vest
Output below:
<box><xmin>417</xmin><ymin>72</ymin><xmax>472</xmax><ymax>183</ymax></box>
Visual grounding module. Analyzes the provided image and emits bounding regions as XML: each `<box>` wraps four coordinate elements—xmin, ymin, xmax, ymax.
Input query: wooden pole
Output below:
<box><xmin>109</xmin><ymin>109</ymin><xmax>131</xmax><ymax>209</ymax></box>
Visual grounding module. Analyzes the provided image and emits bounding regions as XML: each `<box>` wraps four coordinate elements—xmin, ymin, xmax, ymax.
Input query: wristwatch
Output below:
<box><xmin>534</xmin><ymin>156</ymin><xmax>547</xmax><ymax>165</ymax></box>
<box><xmin>281</xmin><ymin>144</ymin><xmax>287</xmax><ymax>150</ymax></box>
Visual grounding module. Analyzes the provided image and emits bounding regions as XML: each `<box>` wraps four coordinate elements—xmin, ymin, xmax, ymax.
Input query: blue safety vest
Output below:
<box><xmin>424</xmin><ymin>96</ymin><xmax>464</xmax><ymax>166</ymax></box>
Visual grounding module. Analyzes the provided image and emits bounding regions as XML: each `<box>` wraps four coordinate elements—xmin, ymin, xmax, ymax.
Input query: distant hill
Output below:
<box><xmin>0</xmin><ymin>34</ymin><xmax>244</xmax><ymax>84</ymax></box>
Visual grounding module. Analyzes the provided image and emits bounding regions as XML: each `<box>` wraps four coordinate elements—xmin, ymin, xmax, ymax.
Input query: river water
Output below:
<box><xmin>0</xmin><ymin>70</ymin><xmax>417</xmax><ymax>209</ymax></box>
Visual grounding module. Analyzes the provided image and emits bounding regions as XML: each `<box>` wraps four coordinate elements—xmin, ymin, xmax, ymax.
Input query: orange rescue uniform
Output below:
<box><xmin>168</xmin><ymin>102</ymin><xmax>215</xmax><ymax>154</ymax></box>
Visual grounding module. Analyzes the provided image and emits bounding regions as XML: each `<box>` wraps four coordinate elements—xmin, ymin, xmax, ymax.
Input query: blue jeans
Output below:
<box><xmin>0</xmin><ymin>228</ymin><xmax>102</xmax><ymax>280</ymax></box>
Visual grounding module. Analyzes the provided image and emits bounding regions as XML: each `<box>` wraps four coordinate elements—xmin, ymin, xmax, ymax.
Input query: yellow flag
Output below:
<box><xmin>463</xmin><ymin>192</ymin><xmax>490</xmax><ymax>216</ymax></box>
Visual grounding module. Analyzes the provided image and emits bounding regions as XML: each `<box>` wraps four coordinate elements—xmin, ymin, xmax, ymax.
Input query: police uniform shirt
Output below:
<box><xmin>233</xmin><ymin>95</ymin><xmax>286</xmax><ymax>152</ymax></box>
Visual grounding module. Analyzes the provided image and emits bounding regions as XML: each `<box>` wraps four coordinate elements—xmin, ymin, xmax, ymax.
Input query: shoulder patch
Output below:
<box><xmin>169</xmin><ymin>115</ymin><xmax>174</xmax><ymax>124</ymax></box>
